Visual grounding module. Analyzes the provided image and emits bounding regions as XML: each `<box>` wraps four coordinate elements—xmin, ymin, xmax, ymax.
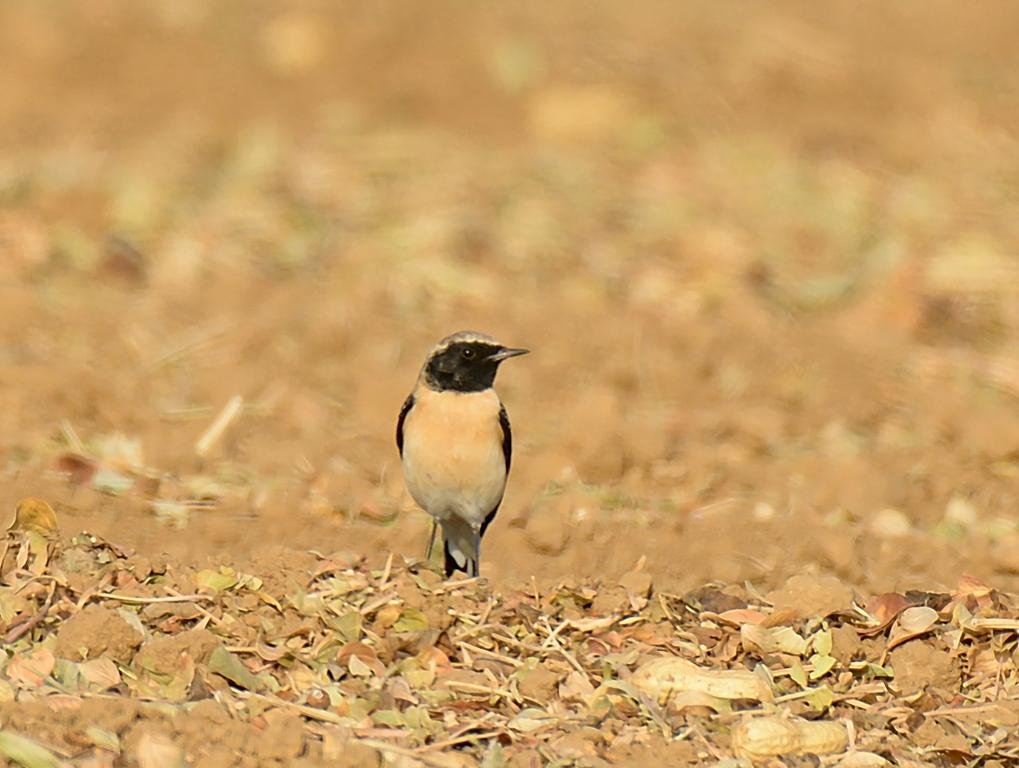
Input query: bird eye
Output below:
<box><xmin>461</xmin><ymin>348</ymin><xmax>475</xmax><ymax>360</ymax></box>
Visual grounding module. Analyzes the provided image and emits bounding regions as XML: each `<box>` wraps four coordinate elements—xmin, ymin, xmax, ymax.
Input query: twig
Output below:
<box><xmin>195</xmin><ymin>395</ymin><xmax>245</xmax><ymax>458</ymax></box>
<box><xmin>433</xmin><ymin>576</ymin><xmax>482</xmax><ymax>594</ymax></box>
<box><xmin>360</xmin><ymin>591</ymin><xmax>399</xmax><ymax>614</ymax></box>
<box><xmin>238</xmin><ymin>690</ymin><xmax>350</xmax><ymax>725</ymax></box>
<box><xmin>60</xmin><ymin>420</ymin><xmax>85</xmax><ymax>455</ymax></box>
<box><xmin>358</xmin><ymin>739</ymin><xmax>467</xmax><ymax>768</ymax></box>
<box><xmin>492</xmin><ymin>633</ymin><xmax>545</xmax><ymax>654</ymax></box>
<box><xmin>419</xmin><ymin>729</ymin><xmax>502</xmax><ymax>751</ymax></box>
<box><xmin>456</xmin><ymin>641</ymin><xmax>523</xmax><ymax>668</ymax></box>
<box><xmin>379</xmin><ymin>552</ymin><xmax>394</xmax><ymax>590</ymax></box>
<box><xmin>95</xmin><ymin>592</ymin><xmax>214</xmax><ymax>604</ymax></box>
<box><xmin>161</xmin><ymin>587</ymin><xmax>229</xmax><ymax>629</ymax></box>
<box><xmin>537</xmin><ymin>617</ymin><xmax>569</xmax><ymax>649</ymax></box>
<box><xmin>545</xmin><ymin>628</ymin><xmax>593</xmax><ymax>685</ymax></box>
<box><xmin>4</xmin><ymin>585</ymin><xmax>55</xmax><ymax>643</ymax></box>
<box><xmin>148</xmin><ymin>320</ymin><xmax>232</xmax><ymax>370</ymax></box>
<box><xmin>451</xmin><ymin>622</ymin><xmax>501</xmax><ymax>643</ymax></box>
<box><xmin>425</xmin><ymin>714</ymin><xmax>499</xmax><ymax>747</ymax></box>
<box><xmin>158</xmin><ymin>405</ymin><xmax>215</xmax><ymax>422</ymax></box>
<box><xmin>442</xmin><ymin>681</ymin><xmax>510</xmax><ymax>699</ymax></box>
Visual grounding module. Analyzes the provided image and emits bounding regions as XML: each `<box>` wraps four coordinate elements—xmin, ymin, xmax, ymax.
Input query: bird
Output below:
<box><xmin>396</xmin><ymin>330</ymin><xmax>529</xmax><ymax>578</ymax></box>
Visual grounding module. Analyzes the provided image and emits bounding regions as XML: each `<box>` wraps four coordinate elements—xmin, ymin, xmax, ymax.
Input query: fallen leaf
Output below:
<box><xmin>709</xmin><ymin>609</ymin><xmax>768</xmax><ymax>627</ymax></box>
<box><xmin>12</xmin><ymin>498</ymin><xmax>59</xmax><ymax>537</ymax></box>
<box><xmin>207</xmin><ymin>646</ymin><xmax>262</xmax><ymax>691</ymax></box>
<box><xmin>348</xmin><ymin>654</ymin><xmax>373</xmax><ymax>677</ymax></box>
<box><xmin>84</xmin><ymin>726</ymin><xmax>120</xmax><ymax>753</ymax></box>
<box><xmin>741</xmin><ymin>624</ymin><xmax>808</xmax><ymax>656</ymax></box>
<box><xmin>808</xmin><ymin>653</ymin><xmax>837</xmax><ymax>680</ymax></box>
<box><xmin>195</xmin><ymin>567</ymin><xmax>239</xmax><ymax>593</ymax></box>
<box><xmin>507</xmin><ymin>707</ymin><xmax>556</xmax><ymax>733</ymax></box>
<box><xmin>6</xmin><ymin>647</ymin><xmax>56</xmax><ymax>688</ymax></box>
<box><xmin>789</xmin><ymin>661</ymin><xmax>808</xmax><ymax>688</ymax></box>
<box><xmin>812</xmin><ymin>628</ymin><xmax>833</xmax><ymax>656</ymax></box>
<box><xmin>393</xmin><ymin>608</ymin><xmax>429</xmax><ymax>632</ymax></box>
<box><xmin>79</xmin><ymin>657</ymin><xmax>122</xmax><ymax>690</ymax></box>
<box><xmin>566</xmin><ymin>616</ymin><xmax>616</xmax><ymax>633</ymax></box>
<box><xmin>886</xmin><ymin>606</ymin><xmax>939</xmax><ymax>651</ymax></box>
<box><xmin>337</xmin><ymin>642</ymin><xmax>378</xmax><ymax>665</ymax></box>
<box><xmin>559</xmin><ymin>670</ymin><xmax>595</xmax><ymax>703</ymax></box>
<box><xmin>898</xmin><ymin>605</ymin><xmax>940</xmax><ymax>633</ymax></box>
<box><xmin>860</xmin><ymin>593</ymin><xmax>912</xmax><ymax>635</ymax></box>
<box><xmin>371</xmin><ymin>709</ymin><xmax>405</xmax><ymax>727</ymax></box>
<box><xmin>0</xmin><ymin>730</ymin><xmax>60</xmax><ymax>768</ymax></box>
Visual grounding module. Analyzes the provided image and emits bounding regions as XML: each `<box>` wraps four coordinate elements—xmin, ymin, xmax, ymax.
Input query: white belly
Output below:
<box><xmin>402</xmin><ymin>388</ymin><xmax>507</xmax><ymax>528</ymax></box>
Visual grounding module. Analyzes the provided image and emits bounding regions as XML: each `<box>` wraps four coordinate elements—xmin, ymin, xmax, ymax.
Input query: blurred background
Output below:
<box><xmin>1</xmin><ymin>0</ymin><xmax>1018</xmax><ymax>594</ymax></box>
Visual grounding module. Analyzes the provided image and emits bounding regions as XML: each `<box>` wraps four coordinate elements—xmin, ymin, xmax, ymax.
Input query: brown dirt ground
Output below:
<box><xmin>1</xmin><ymin>1</ymin><xmax>1019</xmax><ymax>765</ymax></box>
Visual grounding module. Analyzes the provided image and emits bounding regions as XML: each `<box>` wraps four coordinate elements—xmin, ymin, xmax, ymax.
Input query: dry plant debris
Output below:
<box><xmin>1</xmin><ymin>500</ymin><xmax>1018</xmax><ymax>767</ymax></box>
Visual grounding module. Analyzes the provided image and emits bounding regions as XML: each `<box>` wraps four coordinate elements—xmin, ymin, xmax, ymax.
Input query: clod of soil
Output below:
<box><xmin>516</xmin><ymin>664</ymin><xmax>561</xmax><ymax>703</ymax></box>
<box><xmin>55</xmin><ymin>604</ymin><xmax>144</xmax><ymax>663</ymax></box>
<box><xmin>766</xmin><ymin>573</ymin><xmax>856</xmax><ymax>619</ymax></box>
<box><xmin>134</xmin><ymin>629</ymin><xmax>219</xmax><ymax>674</ymax></box>
<box><xmin>887</xmin><ymin>641</ymin><xmax>959</xmax><ymax>696</ymax></box>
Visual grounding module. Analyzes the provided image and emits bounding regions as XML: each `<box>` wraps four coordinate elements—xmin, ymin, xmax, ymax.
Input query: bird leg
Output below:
<box><xmin>465</xmin><ymin>528</ymin><xmax>482</xmax><ymax>578</ymax></box>
<box><xmin>424</xmin><ymin>519</ymin><xmax>438</xmax><ymax>561</ymax></box>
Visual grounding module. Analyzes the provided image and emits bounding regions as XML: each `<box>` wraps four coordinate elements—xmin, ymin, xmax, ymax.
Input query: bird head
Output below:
<box><xmin>421</xmin><ymin>331</ymin><xmax>529</xmax><ymax>392</ymax></box>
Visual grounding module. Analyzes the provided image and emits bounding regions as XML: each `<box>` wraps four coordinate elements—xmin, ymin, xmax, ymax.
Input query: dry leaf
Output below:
<box><xmin>0</xmin><ymin>730</ymin><xmax>60</xmax><ymax>768</ymax></box>
<box><xmin>886</xmin><ymin>606</ymin><xmax>939</xmax><ymax>651</ymax></box>
<box><xmin>558</xmin><ymin>670</ymin><xmax>595</xmax><ymax>703</ymax></box>
<box><xmin>741</xmin><ymin>624</ymin><xmax>808</xmax><ymax>656</ymax></box>
<box><xmin>860</xmin><ymin>593</ymin><xmax>912</xmax><ymax>636</ymax></box>
<box><xmin>6</xmin><ymin>647</ymin><xmax>56</xmax><ymax>688</ymax></box>
<box><xmin>11</xmin><ymin>498</ymin><xmax>59</xmax><ymax>537</ymax></box>
<box><xmin>710</xmin><ymin>609</ymin><xmax>768</xmax><ymax>627</ymax></box>
<box><xmin>80</xmin><ymin>657</ymin><xmax>122</xmax><ymax>690</ymax></box>
<box><xmin>208</xmin><ymin>647</ymin><xmax>262</xmax><ymax>691</ymax></box>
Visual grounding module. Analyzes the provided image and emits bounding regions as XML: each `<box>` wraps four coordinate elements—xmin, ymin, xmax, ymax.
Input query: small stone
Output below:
<box><xmin>306</xmin><ymin>688</ymin><xmax>330</xmax><ymax>709</ymax></box>
<box><xmin>525</xmin><ymin>509</ymin><xmax>570</xmax><ymax>555</ymax></box>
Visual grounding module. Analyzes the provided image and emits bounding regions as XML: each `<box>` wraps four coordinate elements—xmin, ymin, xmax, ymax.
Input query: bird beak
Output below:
<box><xmin>488</xmin><ymin>346</ymin><xmax>529</xmax><ymax>362</ymax></box>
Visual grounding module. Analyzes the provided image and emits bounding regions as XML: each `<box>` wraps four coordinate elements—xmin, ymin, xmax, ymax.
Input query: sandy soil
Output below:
<box><xmin>1</xmin><ymin>2</ymin><xmax>1019</xmax><ymax>765</ymax></box>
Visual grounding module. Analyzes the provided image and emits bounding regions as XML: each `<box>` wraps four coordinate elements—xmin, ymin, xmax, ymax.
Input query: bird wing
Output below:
<box><xmin>498</xmin><ymin>403</ymin><xmax>511</xmax><ymax>473</ymax></box>
<box><xmin>396</xmin><ymin>392</ymin><xmax>415</xmax><ymax>456</ymax></box>
<box><xmin>477</xmin><ymin>403</ymin><xmax>512</xmax><ymax>541</ymax></box>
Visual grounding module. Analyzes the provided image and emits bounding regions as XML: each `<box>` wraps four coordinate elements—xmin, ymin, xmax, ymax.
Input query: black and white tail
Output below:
<box><xmin>442</xmin><ymin>520</ymin><xmax>481</xmax><ymax>578</ymax></box>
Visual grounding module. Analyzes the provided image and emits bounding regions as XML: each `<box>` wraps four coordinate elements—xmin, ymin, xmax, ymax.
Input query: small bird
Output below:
<box><xmin>396</xmin><ymin>331</ymin><xmax>529</xmax><ymax>578</ymax></box>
